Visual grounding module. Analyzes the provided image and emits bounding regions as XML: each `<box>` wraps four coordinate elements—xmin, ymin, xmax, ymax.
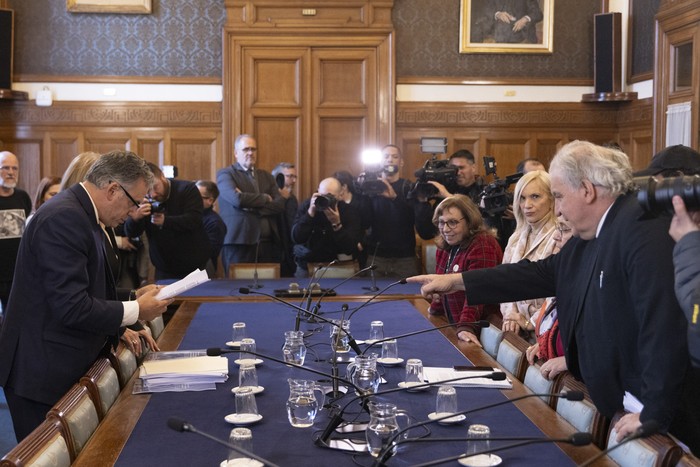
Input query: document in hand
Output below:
<box><xmin>156</xmin><ymin>268</ymin><xmax>210</xmax><ymax>300</ymax></box>
<box><xmin>423</xmin><ymin>367</ymin><xmax>512</xmax><ymax>389</ymax></box>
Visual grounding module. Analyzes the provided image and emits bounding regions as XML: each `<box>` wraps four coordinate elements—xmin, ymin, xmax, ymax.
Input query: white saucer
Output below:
<box><xmin>224</xmin><ymin>413</ymin><xmax>263</xmax><ymax>425</ymax></box>
<box><xmin>457</xmin><ymin>454</ymin><xmax>502</xmax><ymax>466</ymax></box>
<box><xmin>226</xmin><ymin>341</ymin><xmax>241</xmax><ymax>348</ymax></box>
<box><xmin>354</xmin><ymin>340</ymin><xmax>366</xmax><ymax>345</ymax></box>
<box><xmin>220</xmin><ymin>459</ymin><xmax>264</xmax><ymax>467</ymax></box>
<box><xmin>398</xmin><ymin>381</ymin><xmax>429</xmax><ymax>392</ymax></box>
<box><xmin>377</xmin><ymin>357</ymin><xmax>404</xmax><ymax>366</ymax></box>
<box><xmin>231</xmin><ymin>386</ymin><xmax>264</xmax><ymax>395</ymax></box>
<box><xmin>428</xmin><ymin>412</ymin><xmax>467</xmax><ymax>424</ymax></box>
<box><xmin>234</xmin><ymin>358</ymin><xmax>264</xmax><ymax>366</ymax></box>
<box><xmin>363</xmin><ymin>339</ymin><xmax>377</xmax><ymax>345</ymax></box>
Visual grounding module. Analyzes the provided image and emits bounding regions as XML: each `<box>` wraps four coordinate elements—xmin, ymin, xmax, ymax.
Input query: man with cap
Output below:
<box><xmin>635</xmin><ymin>144</ymin><xmax>700</xmax><ymax>178</ymax></box>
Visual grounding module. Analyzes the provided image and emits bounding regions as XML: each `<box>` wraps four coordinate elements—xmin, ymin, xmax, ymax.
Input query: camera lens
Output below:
<box><xmin>314</xmin><ymin>194</ymin><xmax>336</xmax><ymax>210</ymax></box>
<box><xmin>637</xmin><ymin>175</ymin><xmax>700</xmax><ymax>215</ymax></box>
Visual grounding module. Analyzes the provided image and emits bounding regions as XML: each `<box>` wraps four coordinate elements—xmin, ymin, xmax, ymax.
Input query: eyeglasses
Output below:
<box><xmin>437</xmin><ymin>218</ymin><xmax>465</xmax><ymax>230</ymax></box>
<box><xmin>557</xmin><ymin>224</ymin><xmax>572</xmax><ymax>235</ymax></box>
<box><xmin>116</xmin><ymin>182</ymin><xmax>141</xmax><ymax>209</ymax></box>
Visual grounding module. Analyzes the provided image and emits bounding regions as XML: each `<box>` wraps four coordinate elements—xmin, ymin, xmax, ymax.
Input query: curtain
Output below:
<box><xmin>666</xmin><ymin>101</ymin><xmax>692</xmax><ymax>146</ymax></box>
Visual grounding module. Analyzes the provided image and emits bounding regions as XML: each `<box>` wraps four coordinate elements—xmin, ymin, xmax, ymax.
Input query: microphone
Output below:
<box><xmin>408</xmin><ymin>432</ymin><xmax>593</xmax><ymax>467</ymax></box>
<box><xmin>310</xmin><ymin>264</ymin><xmax>377</xmax><ymax>313</ymax></box>
<box><xmin>317</xmin><ymin>371</ymin><xmax>507</xmax><ymax>446</ymax></box>
<box><xmin>238</xmin><ymin>288</ymin><xmax>363</xmax><ymax>355</ymax></box>
<box><xmin>248</xmin><ymin>238</ymin><xmax>262</xmax><ymax>289</ymax></box>
<box><xmin>578</xmin><ymin>419</ymin><xmax>659</xmax><ymax>467</ymax></box>
<box><xmin>206</xmin><ymin>347</ymin><xmax>364</xmax><ymax>395</ymax></box>
<box><xmin>362</xmin><ymin>242</ymin><xmax>381</xmax><ymax>292</ymax></box>
<box><xmin>346</xmin><ymin>278</ymin><xmax>408</xmax><ymax>320</ymax></box>
<box><xmin>305</xmin><ymin>259</ymin><xmax>338</xmax><ymax>322</ymax></box>
<box><xmin>373</xmin><ymin>389</ymin><xmax>586</xmax><ymax>465</ymax></box>
<box><xmin>360</xmin><ymin>320</ymin><xmax>490</xmax><ymax>355</ymax></box>
<box><xmin>167</xmin><ymin>417</ymin><xmax>280</xmax><ymax>467</ymax></box>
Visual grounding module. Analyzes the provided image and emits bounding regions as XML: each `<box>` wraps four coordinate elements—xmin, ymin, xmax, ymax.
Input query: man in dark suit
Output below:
<box><xmin>0</xmin><ymin>150</ymin><xmax>172</xmax><ymax>441</ymax></box>
<box><xmin>409</xmin><ymin>140</ymin><xmax>700</xmax><ymax>453</ymax></box>
<box><xmin>217</xmin><ymin>134</ymin><xmax>286</xmax><ymax>276</ymax></box>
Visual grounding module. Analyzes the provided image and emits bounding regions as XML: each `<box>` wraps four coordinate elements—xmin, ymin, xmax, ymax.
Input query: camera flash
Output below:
<box><xmin>361</xmin><ymin>149</ymin><xmax>382</xmax><ymax>166</ymax></box>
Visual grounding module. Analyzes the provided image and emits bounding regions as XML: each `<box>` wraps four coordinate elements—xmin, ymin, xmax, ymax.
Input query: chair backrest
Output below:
<box><xmin>307</xmin><ymin>260</ymin><xmax>359</xmax><ymax>279</ymax></box>
<box><xmin>480</xmin><ymin>324</ymin><xmax>504</xmax><ymax>359</ymax></box>
<box><xmin>80</xmin><ymin>357</ymin><xmax>121</xmax><ymax>420</ymax></box>
<box><xmin>422</xmin><ymin>242</ymin><xmax>437</xmax><ymax>274</ymax></box>
<box><xmin>676</xmin><ymin>453</ymin><xmax>700</xmax><ymax>467</ymax></box>
<box><xmin>0</xmin><ymin>418</ymin><xmax>71</xmax><ymax>467</ymax></box>
<box><xmin>554</xmin><ymin>373</ymin><xmax>610</xmax><ymax>449</ymax></box>
<box><xmin>495</xmin><ymin>332</ymin><xmax>529</xmax><ymax>381</ymax></box>
<box><xmin>46</xmin><ymin>384</ymin><xmax>99</xmax><ymax>461</ymax></box>
<box><xmin>147</xmin><ymin>315</ymin><xmax>165</xmax><ymax>339</ymax></box>
<box><xmin>606</xmin><ymin>412</ymin><xmax>683</xmax><ymax>467</ymax></box>
<box><xmin>229</xmin><ymin>262</ymin><xmax>281</xmax><ymax>279</ymax></box>
<box><xmin>522</xmin><ymin>363</ymin><xmax>557</xmax><ymax>406</ymax></box>
<box><xmin>108</xmin><ymin>344</ymin><xmax>138</xmax><ymax>388</ymax></box>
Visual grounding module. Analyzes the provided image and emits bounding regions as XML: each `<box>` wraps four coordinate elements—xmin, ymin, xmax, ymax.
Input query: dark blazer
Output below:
<box><xmin>0</xmin><ymin>184</ymin><xmax>123</xmax><ymax>406</ymax></box>
<box><xmin>463</xmin><ymin>194</ymin><xmax>690</xmax><ymax>432</ymax></box>
<box><xmin>216</xmin><ymin>162</ymin><xmax>285</xmax><ymax>245</ymax></box>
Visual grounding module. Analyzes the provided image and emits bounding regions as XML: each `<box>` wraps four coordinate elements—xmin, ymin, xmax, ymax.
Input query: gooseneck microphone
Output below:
<box><xmin>317</xmin><ymin>371</ymin><xmax>507</xmax><ymax>445</ymax></box>
<box><xmin>304</xmin><ymin>259</ymin><xmax>337</xmax><ymax>321</ymax></box>
<box><xmin>167</xmin><ymin>417</ymin><xmax>279</xmax><ymax>467</ymax></box>
<box><xmin>206</xmin><ymin>347</ymin><xmax>363</xmax><ymax>395</ymax></box>
<box><xmin>311</xmin><ymin>264</ymin><xmax>377</xmax><ymax>313</ymax></box>
<box><xmin>238</xmin><ymin>287</ymin><xmax>363</xmax><ymax>355</ymax></box>
<box><xmin>346</xmin><ymin>278</ymin><xmax>408</xmax><ymax>320</ymax></box>
<box><xmin>362</xmin><ymin>242</ymin><xmax>381</xmax><ymax>292</ymax></box>
<box><xmin>373</xmin><ymin>390</ymin><xmax>585</xmax><ymax>466</ymax></box>
<box><xmin>578</xmin><ymin>419</ymin><xmax>659</xmax><ymax>467</ymax></box>
<box><xmin>360</xmin><ymin>320</ymin><xmax>490</xmax><ymax>355</ymax></box>
<box><xmin>409</xmin><ymin>432</ymin><xmax>593</xmax><ymax>467</ymax></box>
<box><xmin>248</xmin><ymin>238</ymin><xmax>263</xmax><ymax>289</ymax></box>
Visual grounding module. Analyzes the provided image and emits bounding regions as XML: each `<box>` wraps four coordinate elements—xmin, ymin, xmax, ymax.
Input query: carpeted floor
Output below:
<box><xmin>0</xmin><ymin>388</ymin><xmax>17</xmax><ymax>456</ymax></box>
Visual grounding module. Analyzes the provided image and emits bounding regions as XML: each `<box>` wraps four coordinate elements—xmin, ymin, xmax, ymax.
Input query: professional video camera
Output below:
<box><xmin>479</xmin><ymin>156</ymin><xmax>522</xmax><ymax>217</ymax></box>
<box><xmin>355</xmin><ymin>149</ymin><xmax>398</xmax><ymax>196</ymax></box>
<box><xmin>635</xmin><ymin>174</ymin><xmax>700</xmax><ymax>215</ymax></box>
<box><xmin>407</xmin><ymin>157</ymin><xmax>458</xmax><ymax>200</ymax></box>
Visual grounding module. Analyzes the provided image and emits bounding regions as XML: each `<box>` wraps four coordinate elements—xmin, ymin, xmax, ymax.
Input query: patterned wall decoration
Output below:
<box><xmin>393</xmin><ymin>0</ymin><xmax>600</xmax><ymax>80</ymax></box>
<box><xmin>7</xmin><ymin>0</ymin><xmax>224</xmax><ymax>79</ymax></box>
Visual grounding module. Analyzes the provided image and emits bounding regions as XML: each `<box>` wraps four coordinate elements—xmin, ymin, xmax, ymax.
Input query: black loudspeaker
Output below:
<box><xmin>0</xmin><ymin>9</ymin><xmax>13</xmax><ymax>90</ymax></box>
<box><xmin>593</xmin><ymin>12</ymin><xmax>621</xmax><ymax>94</ymax></box>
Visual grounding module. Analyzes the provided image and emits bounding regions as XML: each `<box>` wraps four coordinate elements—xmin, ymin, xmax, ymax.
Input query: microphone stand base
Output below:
<box><xmin>247</xmin><ymin>284</ymin><xmax>263</xmax><ymax>289</ymax></box>
<box><xmin>314</xmin><ymin>436</ymin><xmax>369</xmax><ymax>453</ymax></box>
<box><xmin>329</xmin><ymin>353</ymin><xmax>354</xmax><ymax>364</ymax></box>
<box><xmin>361</xmin><ymin>286</ymin><xmax>380</xmax><ymax>292</ymax></box>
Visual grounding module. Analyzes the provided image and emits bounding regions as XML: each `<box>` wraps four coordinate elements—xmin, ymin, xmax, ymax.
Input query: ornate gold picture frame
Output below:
<box><xmin>460</xmin><ymin>0</ymin><xmax>554</xmax><ymax>54</ymax></box>
<box><xmin>67</xmin><ymin>0</ymin><xmax>152</xmax><ymax>14</ymax></box>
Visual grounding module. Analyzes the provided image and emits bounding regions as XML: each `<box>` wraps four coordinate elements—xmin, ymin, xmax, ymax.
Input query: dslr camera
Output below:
<box><xmin>314</xmin><ymin>193</ymin><xmax>338</xmax><ymax>210</ymax></box>
<box><xmin>479</xmin><ymin>156</ymin><xmax>522</xmax><ymax>217</ymax></box>
<box><xmin>636</xmin><ymin>175</ymin><xmax>700</xmax><ymax>215</ymax></box>
<box><xmin>408</xmin><ymin>158</ymin><xmax>458</xmax><ymax>200</ymax></box>
<box><xmin>146</xmin><ymin>196</ymin><xmax>166</xmax><ymax>213</ymax></box>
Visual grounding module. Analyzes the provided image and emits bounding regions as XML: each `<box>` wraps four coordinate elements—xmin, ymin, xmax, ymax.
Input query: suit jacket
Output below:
<box><xmin>216</xmin><ymin>163</ymin><xmax>285</xmax><ymax>245</ymax></box>
<box><xmin>0</xmin><ymin>184</ymin><xmax>123</xmax><ymax>406</ymax></box>
<box><xmin>462</xmin><ymin>193</ymin><xmax>689</xmax><ymax>431</ymax></box>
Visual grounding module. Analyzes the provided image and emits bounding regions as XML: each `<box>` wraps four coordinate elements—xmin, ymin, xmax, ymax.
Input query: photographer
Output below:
<box><xmin>291</xmin><ymin>177</ymin><xmax>362</xmax><ymax>278</ymax></box>
<box><xmin>125</xmin><ymin>163</ymin><xmax>210</xmax><ymax>280</ymax></box>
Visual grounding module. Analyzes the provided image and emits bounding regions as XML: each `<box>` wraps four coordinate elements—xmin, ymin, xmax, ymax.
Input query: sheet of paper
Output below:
<box><xmin>155</xmin><ymin>268</ymin><xmax>210</xmax><ymax>300</ymax></box>
<box><xmin>423</xmin><ymin>367</ymin><xmax>512</xmax><ymax>389</ymax></box>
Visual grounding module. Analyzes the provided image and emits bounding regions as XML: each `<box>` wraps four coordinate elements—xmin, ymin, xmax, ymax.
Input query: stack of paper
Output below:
<box><xmin>423</xmin><ymin>367</ymin><xmax>512</xmax><ymax>389</ymax></box>
<box><xmin>133</xmin><ymin>354</ymin><xmax>228</xmax><ymax>394</ymax></box>
<box><xmin>156</xmin><ymin>268</ymin><xmax>210</xmax><ymax>300</ymax></box>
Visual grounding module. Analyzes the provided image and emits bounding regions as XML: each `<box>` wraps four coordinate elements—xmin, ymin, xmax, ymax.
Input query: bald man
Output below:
<box><xmin>291</xmin><ymin>177</ymin><xmax>362</xmax><ymax>278</ymax></box>
<box><xmin>0</xmin><ymin>151</ymin><xmax>31</xmax><ymax>314</ymax></box>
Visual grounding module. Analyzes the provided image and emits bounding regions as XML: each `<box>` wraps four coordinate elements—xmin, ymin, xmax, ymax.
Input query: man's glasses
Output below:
<box><xmin>437</xmin><ymin>218</ymin><xmax>465</xmax><ymax>230</ymax></box>
<box><xmin>557</xmin><ymin>224</ymin><xmax>572</xmax><ymax>235</ymax></box>
<box><xmin>116</xmin><ymin>182</ymin><xmax>141</xmax><ymax>208</ymax></box>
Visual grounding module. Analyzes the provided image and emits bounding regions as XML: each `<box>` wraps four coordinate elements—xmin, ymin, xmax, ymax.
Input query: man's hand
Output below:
<box><xmin>427</xmin><ymin>181</ymin><xmax>452</xmax><ymax>199</ymax></box>
<box><xmin>379</xmin><ymin>179</ymin><xmax>397</xmax><ymax>200</ymax></box>
<box><xmin>323</xmin><ymin>204</ymin><xmax>341</xmax><ymax>226</ymax></box>
<box><xmin>307</xmin><ymin>193</ymin><xmax>320</xmax><ymax>217</ymax></box>
<box><xmin>495</xmin><ymin>11</ymin><xmax>516</xmax><ymax>23</ymax></box>
<box><xmin>150</xmin><ymin>212</ymin><xmax>165</xmax><ymax>227</ymax></box>
<box><xmin>457</xmin><ymin>330</ymin><xmax>482</xmax><ymax>347</ymax></box>
<box><xmin>279</xmin><ymin>186</ymin><xmax>292</xmax><ymax>199</ymax></box>
<box><xmin>669</xmin><ymin>196</ymin><xmax>700</xmax><ymax>242</ymax></box>
<box><xmin>120</xmin><ymin>238</ymin><xmax>138</xmax><ymax>251</ymax></box>
<box><xmin>512</xmin><ymin>16</ymin><xmax>530</xmax><ymax>32</ymax></box>
<box><xmin>540</xmin><ymin>356</ymin><xmax>567</xmax><ymax>380</ymax></box>
<box><xmin>613</xmin><ymin>412</ymin><xmax>642</xmax><ymax>442</ymax></box>
<box><xmin>136</xmin><ymin>287</ymin><xmax>173</xmax><ymax>321</ymax></box>
<box><xmin>131</xmin><ymin>200</ymin><xmax>152</xmax><ymax>221</ymax></box>
<box><xmin>406</xmin><ymin>274</ymin><xmax>465</xmax><ymax>300</ymax></box>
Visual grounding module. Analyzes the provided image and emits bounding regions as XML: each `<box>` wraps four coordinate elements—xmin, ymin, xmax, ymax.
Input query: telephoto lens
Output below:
<box><xmin>636</xmin><ymin>175</ymin><xmax>700</xmax><ymax>215</ymax></box>
<box><xmin>314</xmin><ymin>194</ymin><xmax>337</xmax><ymax>210</ymax></box>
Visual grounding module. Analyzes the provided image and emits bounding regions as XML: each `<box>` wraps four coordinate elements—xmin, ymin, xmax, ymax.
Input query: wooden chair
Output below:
<box><xmin>495</xmin><ymin>332</ymin><xmax>530</xmax><ymax>381</ymax></box>
<box><xmin>80</xmin><ymin>357</ymin><xmax>120</xmax><ymax>420</ymax></box>
<box><xmin>677</xmin><ymin>453</ymin><xmax>700</xmax><ymax>467</ymax></box>
<box><xmin>108</xmin><ymin>343</ymin><xmax>138</xmax><ymax>389</ymax></box>
<box><xmin>0</xmin><ymin>418</ymin><xmax>71</xmax><ymax>467</ymax></box>
<box><xmin>307</xmin><ymin>260</ymin><xmax>359</xmax><ymax>278</ymax></box>
<box><xmin>421</xmin><ymin>242</ymin><xmax>437</xmax><ymax>274</ymax></box>
<box><xmin>229</xmin><ymin>262</ymin><xmax>280</xmax><ymax>279</ymax></box>
<box><xmin>479</xmin><ymin>324</ymin><xmax>504</xmax><ymax>359</ymax></box>
<box><xmin>46</xmin><ymin>384</ymin><xmax>99</xmax><ymax>461</ymax></box>
<box><xmin>605</xmin><ymin>411</ymin><xmax>683</xmax><ymax>467</ymax></box>
<box><xmin>553</xmin><ymin>372</ymin><xmax>610</xmax><ymax>449</ymax></box>
<box><xmin>146</xmin><ymin>315</ymin><xmax>165</xmax><ymax>339</ymax></box>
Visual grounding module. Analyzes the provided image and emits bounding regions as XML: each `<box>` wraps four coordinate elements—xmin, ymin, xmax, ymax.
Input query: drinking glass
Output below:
<box><xmin>238</xmin><ymin>363</ymin><xmax>258</xmax><ymax>389</ymax></box>
<box><xmin>227</xmin><ymin>427</ymin><xmax>253</xmax><ymax>463</ymax></box>
<box><xmin>436</xmin><ymin>385</ymin><xmax>458</xmax><ymax>415</ymax></box>
<box><xmin>404</xmin><ymin>358</ymin><xmax>424</xmax><ymax>385</ymax></box>
<box><xmin>368</xmin><ymin>321</ymin><xmax>384</xmax><ymax>342</ymax></box>
<box><xmin>381</xmin><ymin>339</ymin><xmax>398</xmax><ymax>360</ymax></box>
<box><xmin>235</xmin><ymin>387</ymin><xmax>258</xmax><ymax>415</ymax></box>
<box><xmin>330</xmin><ymin>319</ymin><xmax>351</xmax><ymax>353</ymax></box>
<box><xmin>231</xmin><ymin>322</ymin><xmax>246</xmax><ymax>345</ymax></box>
<box><xmin>462</xmin><ymin>424</ymin><xmax>492</xmax><ymax>466</ymax></box>
<box><xmin>239</xmin><ymin>338</ymin><xmax>257</xmax><ymax>365</ymax></box>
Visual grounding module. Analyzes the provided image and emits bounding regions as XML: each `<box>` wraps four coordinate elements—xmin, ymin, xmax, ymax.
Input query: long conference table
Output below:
<box><xmin>73</xmin><ymin>280</ymin><xmax>610</xmax><ymax>466</ymax></box>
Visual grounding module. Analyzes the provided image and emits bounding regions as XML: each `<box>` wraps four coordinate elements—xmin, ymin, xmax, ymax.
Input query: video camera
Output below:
<box><xmin>479</xmin><ymin>156</ymin><xmax>522</xmax><ymax>217</ymax></box>
<box><xmin>407</xmin><ymin>157</ymin><xmax>457</xmax><ymax>200</ymax></box>
<box><xmin>355</xmin><ymin>149</ymin><xmax>399</xmax><ymax>197</ymax></box>
<box><xmin>636</xmin><ymin>175</ymin><xmax>700</xmax><ymax>215</ymax></box>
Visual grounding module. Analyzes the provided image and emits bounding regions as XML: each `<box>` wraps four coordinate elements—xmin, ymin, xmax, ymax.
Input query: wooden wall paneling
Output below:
<box><xmin>481</xmin><ymin>134</ymin><xmax>533</xmax><ymax>176</ymax></box>
<box><xmin>169</xmin><ymin>132</ymin><xmax>219</xmax><ymax>183</ymax></box>
<box><xmin>626</xmin><ymin>129</ymin><xmax>654</xmax><ymax>169</ymax></box>
<box><xmin>316</xmin><ymin>116</ymin><xmax>366</xmax><ymax>187</ymax></box>
<box><xmin>252</xmin><ymin>115</ymin><xmax>302</xmax><ymax>172</ymax></box>
<box><xmin>84</xmin><ymin>131</ymin><xmax>132</xmax><ymax>155</ymax></box>
<box><xmin>1</xmin><ymin>138</ymin><xmax>43</xmax><ymax>194</ymax></box>
<box><xmin>47</xmin><ymin>132</ymin><xmax>81</xmax><ymax>180</ymax></box>
<box><xmin>533</xmin><ymin>134</ymin><xmax>568</xmax><ymax>168</ymax></box>
<box><xmin>133</xmin><ymin>131</ymin><xmax>166</xmax><ymax>167</ymax></box>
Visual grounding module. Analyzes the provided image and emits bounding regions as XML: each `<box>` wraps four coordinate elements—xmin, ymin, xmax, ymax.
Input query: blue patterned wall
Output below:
<box><xmin>8</xmin><ymin>0</ymin><xmax>224</xmax><ymax>79</ymax></box>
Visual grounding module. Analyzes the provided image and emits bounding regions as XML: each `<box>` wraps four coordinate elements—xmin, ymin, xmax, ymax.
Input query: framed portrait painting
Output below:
<box><xmin>460</xmin><ymin>0</ymin><xmax>554</xmax><ymax>54</ymax></box>
<box><xmin>67</xmin><ymin>0</ymin><xmax>152</xmax><ymax>14</ymax></box>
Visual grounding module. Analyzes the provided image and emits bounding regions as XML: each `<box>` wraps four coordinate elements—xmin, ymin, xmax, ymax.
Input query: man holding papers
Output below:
<box><xmin>0</xmin><ymin>150</ymin><xmax>173</xmax><ymax>441</ymax></box>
